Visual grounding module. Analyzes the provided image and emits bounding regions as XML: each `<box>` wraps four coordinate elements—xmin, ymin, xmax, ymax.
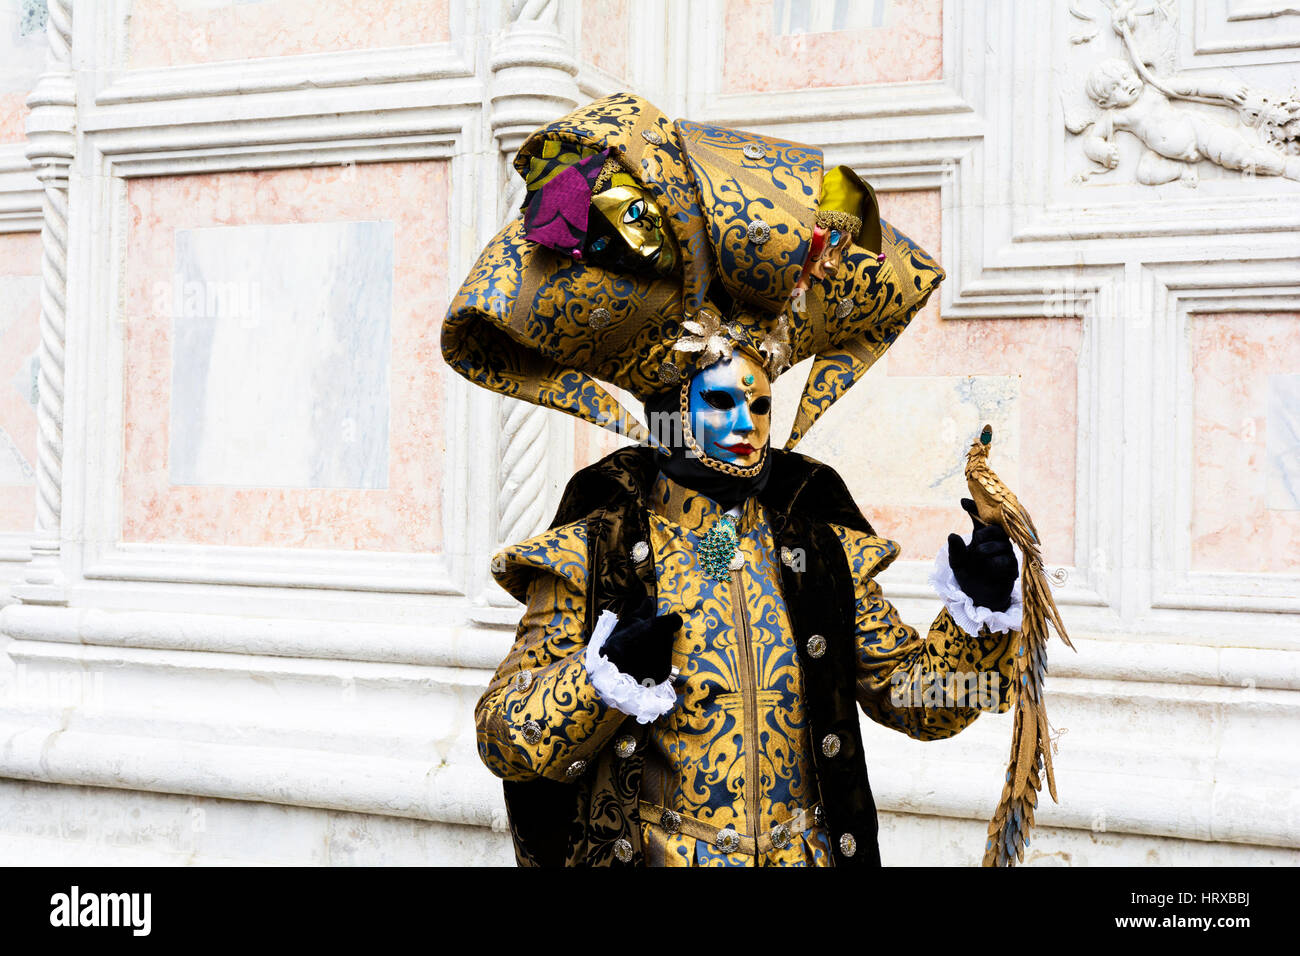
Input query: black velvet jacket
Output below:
<box><xmin>500</xmin><ymin>444</ymin><xmax>884</xmax><ymax>867</ymax></box>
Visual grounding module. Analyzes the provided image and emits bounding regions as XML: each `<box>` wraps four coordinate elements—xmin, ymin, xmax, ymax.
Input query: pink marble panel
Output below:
<box><xmin>128</xmin><ymin>0</ymin><xmax>451</xmax><ymax>69</ymax></box>
<box><xmin>722</xmin><ymin>0</ymin><xmax>943</xmax><ymax>93</ymax></box>
<box><xmin>574</xmin><ymin>419</ymin><xmax>628</xmax><ymax>471</ymax></box>
<box><xmin>0</xmin><ymin>93</ymin><xmax>32</xmax><ymax>145</ymax></box>
<box><xmin>0</xmin><ymin>233</ymin><xmax>42</xmax><ymax>532</ymax></box>
<box><xmin>122</xmin><ymin>160</ymin><xmax>449</xmax><ymax>553</ymax></box>
<box><xmin>1190</xmin><ymin>312</ymin><xmax>1300</xmax><ymax>573</ymax></box>
<box><xmin>796</xmin><ymin>190</ymin><xmax>1081</xmax><ymax>566</ymax></box>
<box><xmin>580</xmin><ymin>0</ymin><xmax>630</xmax><ymax>82</ymax></box>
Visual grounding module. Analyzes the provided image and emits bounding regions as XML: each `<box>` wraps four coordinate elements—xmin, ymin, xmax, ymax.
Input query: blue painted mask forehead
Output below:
<box><xmin>686</xmin><ymin>351</ymin><xmax>771</xmax><ymax>467</ymax></box>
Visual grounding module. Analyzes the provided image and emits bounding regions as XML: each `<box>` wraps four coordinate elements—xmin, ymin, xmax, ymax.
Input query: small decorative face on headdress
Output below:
<box><xmin>682</xmin><ymin>348</ymin><xmax>772</xmax><ymax>472</ymax></box>
<box><xmin>519</xmin><ymin>143</ymin><xmax>679</xmax><ymax>277</ymax></box>
<box><xmin>589</xmin><ymin>162</ymin><xmax>679</xmax><ymax>275</ymax></box>
<box><xmin>791</xmin><ymin>165</ymin><xmax>881</xmax><ymax>299</ymax></box>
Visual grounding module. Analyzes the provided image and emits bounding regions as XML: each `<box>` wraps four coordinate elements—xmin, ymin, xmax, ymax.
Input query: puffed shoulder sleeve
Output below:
<box><xmin>491</xmin><ymin>520</ymin><xmax>589</xmax><ymax>604</ymax></box>
<box><xmin>476</xmin><ymin>521</ymin><xmax>627</xmax><ymax>782</ymax></box>
<box><xmin>829</xmin><ymin>523</ymin><xmax>1016</xmax><ymax>742</ymax></box>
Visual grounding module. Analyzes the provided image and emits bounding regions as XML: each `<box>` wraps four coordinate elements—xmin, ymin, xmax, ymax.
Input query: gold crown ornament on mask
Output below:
<box><xmin>441</xmin><ymin>93</ymin><xmax>944</xmax><ymax>448</ymax></box>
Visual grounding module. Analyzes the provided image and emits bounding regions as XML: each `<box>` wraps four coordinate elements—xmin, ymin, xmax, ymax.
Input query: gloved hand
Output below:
<box><xmin>948</xmin><ymin>498</ymin><xmax>1018</xmax><ymax>613</ymax></box>
<box><xmin>601</xmin><ymin>595</ymin><xmax>682</xmax><ymax>685</ymax></box>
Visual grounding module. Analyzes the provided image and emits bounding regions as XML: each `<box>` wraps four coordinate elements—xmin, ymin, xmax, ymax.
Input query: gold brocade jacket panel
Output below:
<box><xmin>476</xmin><ymin>474</ymin><xmax>1018</xmax><ymax>866</ymax></box>
<box><xmin>641</xmin><ymin>475</ymin><xmax>828</xmax><ymax>865</ymax></box>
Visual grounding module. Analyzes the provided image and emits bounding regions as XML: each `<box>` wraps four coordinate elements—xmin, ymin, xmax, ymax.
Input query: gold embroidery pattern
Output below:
<box><xmin>644</xmin><ymin>477</ymin><xmax>827</xmax><ymax>865</ymax></box>
<box><xmin>477</xmin><ymin>523</ymin><xmax>625</xmax><ymax>782</ymax></box>
<box><xmin>443</xmin><ymin>93</ymin><xmax>946</xmax><ymax>454</ymax></box>
<box><xmin>829</xmin><ymin>523</ymin><xmax>1018</xmax><ymax>741</ymax></box>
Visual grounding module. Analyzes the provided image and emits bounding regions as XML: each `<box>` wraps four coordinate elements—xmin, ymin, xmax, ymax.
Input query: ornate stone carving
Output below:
<box><xmin>1065</xmin><ymin>0</ymin><xmax>1300</xmax><ymax>185</ymax></box>
<box><xmin>489</xmin><ymin>0</ymin><xmax>581</xmax><ymax>153</ymax></box>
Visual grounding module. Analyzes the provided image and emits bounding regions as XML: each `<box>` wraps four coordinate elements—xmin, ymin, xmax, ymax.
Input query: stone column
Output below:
<box><xmin>488</xmin><ymin>0</ymin><xmax>580</xmax><ymax>549</ymax></box>
<box><xmin>15</xmin><ymin>0</ymin><xmax>75</xmax><ymax>606</ymax></box>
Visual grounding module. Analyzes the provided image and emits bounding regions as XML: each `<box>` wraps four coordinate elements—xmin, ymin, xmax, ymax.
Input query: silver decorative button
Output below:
<box><xmin>840</xmin><ymin>832</ymin><xmax>857</xmax><ymax>857</ymax></box>
<box><xmin>813</xmin><ymin>805</ymin><xmax>825</xmax><ymax>827</ymax></box>
<box><xmin>660</xmin><ymin>808</ymin><xmax>682</xmax><ymax>834</ymax></box>
<box><xmin>780</xmin><ymin>547</ymin><xmax>796</xmax><ymax>568</ymax></box>
<box><xmin>822</xmin><ymin>733</ymin><xmax>841</xmax><ymax>758</ymax></box>
<box><xmin>514</xmin><ymin>669</ymin><xmax>534</xmax><ymax>692</ymax></box>
<box><xmin>614</xmin><ymin>838</ymin><xmax>633</xmax><ymax>863</ymax></box>
<box><xmin>715</xmin><ymin>827</ymin><xmax>741</xmax><ymax>853</ymax></box>
<box><xmin>521</xmin><ymin>720</ymin><xmax>543</xmax><ymax>745</ymax></box>
<box><xmin>770</xmin><ymin>822</ymin><xmax>791</xmax><ymax>850</ymax></box>
<box><xmin>589</xmin><ymin>307</ymin><xmax>612</xmax><ymax>329</ymax></box>
<box><xmin>642</xmin><ymin>128</ymin><xmax>663</xmax><ymax>145</ymax></box>
<box><xmin>807</xmin><ymin>635</ymin><xmax>827</xmax><ymax>659</ymax></box>
<box><xmin>565</xmin><ymin>759</ymin><xmax>588</xmax><ymax>780</ymax></box>
<box><xmin>615</xmin><ymin>735</ymin><xmax>637</xmax><ymax>758</ymax></box>
<box><xmin>631</xmin><ymin>540</ymin><xmax>650</xmax><ymax>563</ymax></box>
<box><xmin>742</xmin><ymin>143</ymin><xmax>765</xmax><ymax>160</ymax></box>
<box><xmin>657</xmin><ymin>360</ymin><xmax>680</xmax><ymax>385</ymax></box>
<box><xmin>747</xmin><ymin>219</ymin><xmax>771</xmax><ymax>245</ymax></box>
<box><xmin>835</xmin><ymin>299</ymin><xmax>853</xmax><ymax>320</ymax></box>
<box><xmin>728</xmin><ymin>322</ymin><xmax>746</xmax><ymax>341</ymax></box>
<box><xmin>728</xmin><ymin>550</ymin><xmax>744</xmax><ymax>570</ymax></box>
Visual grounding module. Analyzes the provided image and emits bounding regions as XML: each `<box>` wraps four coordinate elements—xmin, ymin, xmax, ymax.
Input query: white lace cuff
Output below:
<box><xmin>583</xmin><ymin>610</ymin><xmax>677</xmax><ymax>724</ymax></box>
<box><xmin>929</xmin><ymin>533</ymin><xmax>1024</xmax><ymax>637</ymax></box>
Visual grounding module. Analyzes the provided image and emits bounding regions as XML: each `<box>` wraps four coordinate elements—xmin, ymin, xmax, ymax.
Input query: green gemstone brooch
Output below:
<box><xmin>698</xmin><ymin>514</ymin><xmax>741</xmax><ymax>581</ymax></box>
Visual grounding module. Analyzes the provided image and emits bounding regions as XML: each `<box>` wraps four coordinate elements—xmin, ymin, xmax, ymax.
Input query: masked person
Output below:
<box><xmin>442</xmin><ymin>94</ymin><xmax>1023</xmax><ymax>867</ymax></box>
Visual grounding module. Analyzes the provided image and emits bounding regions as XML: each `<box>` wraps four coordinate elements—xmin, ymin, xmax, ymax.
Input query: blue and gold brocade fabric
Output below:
<box><xmin>476</xmin><ymin>476</ymin><xmax>1017</xmax><ymax>866</ymax></box>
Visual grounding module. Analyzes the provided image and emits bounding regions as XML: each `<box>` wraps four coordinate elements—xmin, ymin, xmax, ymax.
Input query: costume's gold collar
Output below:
<box><xmin>650</xmin><ymin>473</ymin><xmax>761</xmax><ymax>536</ymax></box>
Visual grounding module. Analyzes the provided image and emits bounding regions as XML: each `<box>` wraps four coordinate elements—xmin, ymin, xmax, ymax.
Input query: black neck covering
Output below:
<box><xmin>642</xmin><ymin>388</ymin><xmax>773</xmax><ymax>511</ymax></box>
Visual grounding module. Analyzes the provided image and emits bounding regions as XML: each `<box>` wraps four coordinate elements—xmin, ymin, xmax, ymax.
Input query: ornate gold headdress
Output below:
<box><xmin>441</xmin><ymin>93</ymin><xmax>944</xmax><ymax>448</ymax></box>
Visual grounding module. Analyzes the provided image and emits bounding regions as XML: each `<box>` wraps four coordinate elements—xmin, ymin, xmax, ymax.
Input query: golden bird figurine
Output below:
<box><xmin>965</xmin><ymin>423</ymin><xmax>1075</xmax><ymax>867</ymax></box>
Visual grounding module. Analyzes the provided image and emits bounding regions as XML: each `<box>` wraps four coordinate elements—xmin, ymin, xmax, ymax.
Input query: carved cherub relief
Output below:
<box><xmin>1064</xmin><ymin>1</ymin><xmax>1300</xmax><ymax>186</ymax></box>
<box><xmin>1074</xmin><ymin>59</ymin><xmax>1300</xmax><ymax>185</ymax></box>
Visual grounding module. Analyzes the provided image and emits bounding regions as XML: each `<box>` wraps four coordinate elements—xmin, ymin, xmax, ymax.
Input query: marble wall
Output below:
<box><xmin>0</xmin><ymin>233</ymin><xmax>40</xmax><ymax>533</ymax></box>
<box><xmin>122</xmin><ymin>161</ymin><xmax>449</xmax><ymax>553</ymax></box>
<box><xmin>723</xmin><ymin>0</ymin><xmax>943</xmax><ymax>92</ymax></box>
<box><xmin>1191</xmin><ymin>312</ymin><xmax>1300</xmax><ymax>573</ymax></box>
<box><xmin>127</xmin><ymin>0</ymin><xmax>451</xmax><ymax>68</ymax></box>
<box><xmin>579</xmin><ymin>0</ymin><xmax>630</xmax><ymax>83</ymax></box>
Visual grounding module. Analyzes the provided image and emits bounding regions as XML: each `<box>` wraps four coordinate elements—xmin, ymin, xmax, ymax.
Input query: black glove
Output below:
<box><xmin>601</xmin><ymin>595</ymin><xmax>682</xmax><ymax>685</ymax></box>
<box><xmin>948</xmin><ymin>498</ymin><xmax>1018</xmax><ymax>613</ymax></box>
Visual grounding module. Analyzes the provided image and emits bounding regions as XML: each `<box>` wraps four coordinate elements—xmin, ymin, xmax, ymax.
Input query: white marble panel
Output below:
<box><xmin>0</xmin><ymin>0</ymin><xmax>49</xmax><ymax>93</ymax></box>
<box><xmin>169</xmin><ymin>220</ymin><xmax>393</xmax><ymax>490</ymax></box>
<box><xmin>1267</xmin><ymin>374</ymin><xmax>1300</xmax><ymax>511</ymax></box>
<box><xmin>772</xmin><ymin>0</ymin><xmax>889</xmax><ymax>35</ymax></box>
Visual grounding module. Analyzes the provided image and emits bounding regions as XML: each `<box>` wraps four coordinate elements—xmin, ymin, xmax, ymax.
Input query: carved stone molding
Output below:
<box><xmin>489</xmin><ymin>0</ymin><xmax>581</xmax><ymax>153</ymax></box>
